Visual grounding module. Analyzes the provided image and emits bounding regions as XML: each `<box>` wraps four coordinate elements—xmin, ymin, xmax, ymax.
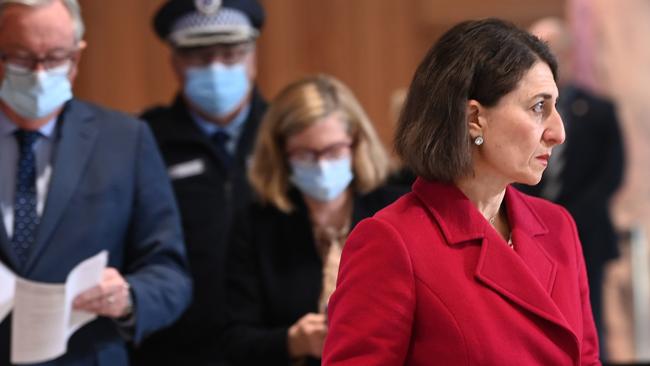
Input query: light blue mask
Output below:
<box><xmin>0</xmin><ymin>63</ymin><xmax>73</xmax><ymax>120</ymax></box>
<box><xmin>290</xmin><ymin>157</ymin><xmax>354</xmax><ymax>202</ymax></box>
<box><xmin>184</xmin><ymin>62</ymin><xmax>250</xmax><ymax>118</ymax></box>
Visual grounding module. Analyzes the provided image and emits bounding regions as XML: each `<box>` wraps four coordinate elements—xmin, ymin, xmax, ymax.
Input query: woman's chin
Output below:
<box><xmin>516</xmin><ymin>173</ymin><xmax>543</xmax><ymax>186</ymax></box>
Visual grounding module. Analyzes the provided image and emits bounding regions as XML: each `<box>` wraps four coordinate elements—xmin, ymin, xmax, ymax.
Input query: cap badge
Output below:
<box><xmin>194</xmin><ymin>0</ymin><xmax>221</xmax><ymax>15</ymax></box>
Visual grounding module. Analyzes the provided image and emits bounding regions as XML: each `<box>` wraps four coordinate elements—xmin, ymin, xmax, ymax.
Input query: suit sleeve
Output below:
<box><xmin>221</xmin><ymin>209</ymin><xmax>292</xmax><ymax>365</ymax></box>
<box><xmin>323</xmin><ymin>217</ymin><xmax>415</xmax><ymax>366</ymax></box>
<box><xmin>123</xmin><ymin>122</ymin><xmax>192</xmax><ymax>343</ymax></box>
<box><xmin>560</xmin><ymin>207</ymin><xmax>601</xmax><ymax>365</ymax></box>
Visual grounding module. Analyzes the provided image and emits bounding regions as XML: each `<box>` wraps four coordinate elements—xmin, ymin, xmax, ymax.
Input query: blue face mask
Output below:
<box><xmin>0</xmin><ymin>63</ymin><xmax>73</xmax><ymax>120</ymax></box>
<box><xmin>290</xmin><ymin>157</ymin><xmax>354</xmax><ymax>202</ymax></box>
<box><xmin>184</xmin><ymin>62</ymin><xmax>250</xmax><ymax>118</ymax></box>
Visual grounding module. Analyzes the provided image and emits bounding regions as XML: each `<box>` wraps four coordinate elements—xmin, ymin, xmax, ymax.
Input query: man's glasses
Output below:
<box><xmin>0</xmin><ymin>49</ymin><xmax>80</xmax><ymax>72</ymax></box>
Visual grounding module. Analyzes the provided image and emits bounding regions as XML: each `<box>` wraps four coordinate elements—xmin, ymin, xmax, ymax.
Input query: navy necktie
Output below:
<box><xmin>12</xmin><ymin>129</ymin><xmax>40</xmax><ymax>264</ymax></box>
<box><xmin>211</xmin><ymin>130</ymin><xmax>233</xmax><ymax>168</ymax></box>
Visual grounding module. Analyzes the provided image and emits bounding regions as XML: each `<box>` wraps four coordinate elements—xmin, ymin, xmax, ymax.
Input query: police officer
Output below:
<box><xmin>129</xmin><ymin>1</ymin><xmax>266</xmax><ymax>365</ymax></box>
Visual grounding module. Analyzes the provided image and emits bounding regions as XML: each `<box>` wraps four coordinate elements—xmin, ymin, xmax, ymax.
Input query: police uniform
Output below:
<box><xmin>129</xmin><ymin>1</ymin><xmax>266</xmax><ymax>365</ymax></box>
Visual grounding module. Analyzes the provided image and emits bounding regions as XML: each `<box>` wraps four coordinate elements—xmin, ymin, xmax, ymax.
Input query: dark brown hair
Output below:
<box><xmin>394</xmin><ymin>18</ymin><xmax>558</xmax><ymax>182</ymax></box>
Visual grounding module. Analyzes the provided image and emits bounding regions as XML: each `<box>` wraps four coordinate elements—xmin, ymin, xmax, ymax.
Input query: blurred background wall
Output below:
<box><xmin>75</xmin><ymin>0</ymin><xmax>564</xmax><ymax>143</ymax></box>
<box><xmin>75</xmin><ymin>0</ymin><xmax>650</xmax><ymax>363</ymax></box>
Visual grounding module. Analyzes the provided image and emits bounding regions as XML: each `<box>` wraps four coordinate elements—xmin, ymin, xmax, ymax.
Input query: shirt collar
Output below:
<box><xmin>0</xmin><ymin>108</ymin><xmax>58</xmax><ymax>139</ymax></box>
<box><xmin>190</xmin><ymin>102</ymin><xmax>251</xmax><ymax>138</ymax></box>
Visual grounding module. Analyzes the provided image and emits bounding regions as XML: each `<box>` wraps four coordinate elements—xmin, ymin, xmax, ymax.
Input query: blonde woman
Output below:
<box><xmin>221</xmin><ymin>75</ymin><xmax>405</xmax><ymax>366</ymax></box>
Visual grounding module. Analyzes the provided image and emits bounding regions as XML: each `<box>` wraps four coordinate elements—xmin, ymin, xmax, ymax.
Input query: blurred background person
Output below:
<box><xmin>517</xmin><ymin>17</ymin><xmax>625</xmax><ymax>357</ymax></box>
<box><xmin>323</xmin><ymin>19</ymin><xmax>600</xmax><ymax>365</ymax></box>
<box><xmin>0</xmin><ymin>0</ymin><xmax>191</xmax><ymax>364</ymax></box>
<box><xmin>221</xmin><ymin>74</ymin><xmax>405</xmax><ymax>366</ymax></box>
<box><xmin>129</xmin><ymin>0</ymin><xmax>266</xmax><ymax>365</ymax></box>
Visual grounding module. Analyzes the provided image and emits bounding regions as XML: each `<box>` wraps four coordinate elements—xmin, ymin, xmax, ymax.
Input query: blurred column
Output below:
<box><xmin>572</xmin><ymin>0</ymin><xmax>650</xmax><ymax>362</ymax></box>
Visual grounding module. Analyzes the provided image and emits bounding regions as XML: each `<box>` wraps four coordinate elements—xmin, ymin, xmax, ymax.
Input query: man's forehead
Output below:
<box><xmin>0</xmin><ymin>2</ymin><xmax>75</xmax><ymax>50</ymax></box>
<box><xmin>0</xmin><ymin>2</ymin><xmax>74</xmax><ymax>32</ymax></box>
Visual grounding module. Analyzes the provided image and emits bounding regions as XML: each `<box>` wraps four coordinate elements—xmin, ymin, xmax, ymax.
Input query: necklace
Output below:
<box><xmin>489</xmin><ymin>215</ymin><xmax>497</xmax><ymax>226</ymax></box>
<box><xmin>488</xmin><ymin>207</ymin><xmax>502</xmax><ymax>226</ymax></box>
<box><xmin>488</xmin><ymin>209</ymin><xmax>514</xmax><ymax>250</ymax></box>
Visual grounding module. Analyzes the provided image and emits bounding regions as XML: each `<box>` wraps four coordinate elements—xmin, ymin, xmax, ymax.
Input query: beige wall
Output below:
<box><xmin>75</xmin><ymin>1</ymin><xmax>173</xmax><ymax>115</ymax></box>
<box><xmin>75</xmin><ymin>0</ymin><xmax>563</xmax><ymax>145</ymax></box>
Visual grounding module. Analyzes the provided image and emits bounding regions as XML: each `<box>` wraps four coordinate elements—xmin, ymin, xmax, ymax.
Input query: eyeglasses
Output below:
<box><xmin>0</xmin><ymin>50</ymin><xmax>79</xmax><ymax>72</ymax></box>
<box><xmin>176</xmin><ymin>42</ymin><xmax>254</xmax><ymax>66</ymax></box>
<box><xmin>287</xmin><ymin>142</ymin><xmax>353</xmax><ymax>164</ymax></box>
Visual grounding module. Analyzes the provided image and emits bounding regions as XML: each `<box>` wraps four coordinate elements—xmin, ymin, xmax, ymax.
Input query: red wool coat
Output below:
<box><xmin>323</xmin><ymin>178</ymin><xmax>600</xmax><ymax>366</ymax></box>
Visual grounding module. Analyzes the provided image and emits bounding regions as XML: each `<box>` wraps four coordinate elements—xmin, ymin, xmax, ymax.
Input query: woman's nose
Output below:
<box><xmin>544</xmin><ymin>108</ymin><xmax>566</xmax><ymax>147</ymax></box>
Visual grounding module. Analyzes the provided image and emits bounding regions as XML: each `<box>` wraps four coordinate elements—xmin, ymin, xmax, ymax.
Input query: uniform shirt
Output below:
<box><xmin>189</xmin><ymin>103</ymin><xmax>250</xmax><ymax>154</ymax></box>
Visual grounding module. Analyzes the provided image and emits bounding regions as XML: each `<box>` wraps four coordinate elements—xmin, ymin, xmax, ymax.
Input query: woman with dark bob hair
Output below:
<box><xmin>323</xmin><ymin>19</ymin><xmax>600</xmax><ymax>365</ymax></box>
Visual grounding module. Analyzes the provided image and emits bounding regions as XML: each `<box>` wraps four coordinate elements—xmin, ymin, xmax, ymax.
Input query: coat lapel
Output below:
<box><xmin>413</xmin><ymin>179</ymin><xmax>577</xmax><ymax>342</ymax></box>
<box><xmin>23</xmin><ymin>101</ymin><xmax>98</xmax><ymax>274</ymax></box>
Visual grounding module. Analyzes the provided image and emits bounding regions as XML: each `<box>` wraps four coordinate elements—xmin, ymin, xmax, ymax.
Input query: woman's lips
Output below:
<box><xmin>536</xmin><ymin>153</ymin><xmax>550</xmax><ymax>166</ymax></box>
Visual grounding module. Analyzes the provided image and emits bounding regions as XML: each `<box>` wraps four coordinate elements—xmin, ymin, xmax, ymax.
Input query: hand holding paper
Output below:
<box><xmin>0</xmin><ymin>251</ymin><xmax>108</xmax><ymax>364</ymax></box>
<box><xmin>73</xmin><ymin>267</ymin><xmax>132</xmax><ymax>318</ymax></box>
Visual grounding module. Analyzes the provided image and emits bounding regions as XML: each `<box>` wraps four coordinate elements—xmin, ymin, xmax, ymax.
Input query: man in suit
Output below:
<box><xmin>518</xmin><ymin>17</ymin><xmax>625</xmax><ymax>351</ymax></box>
<box><xmin>129</xmin><ymin>1</ymin><xmax>267</xmax><ymax>365</ymax></box>
<box><xmin>0</xmin><ymin>0</ymin><xmax>191</xmax><ymax>364</ymax></box>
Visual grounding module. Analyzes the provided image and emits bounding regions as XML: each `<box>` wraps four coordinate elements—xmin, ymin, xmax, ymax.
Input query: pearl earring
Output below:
<box><xmin>474</xmin><ymin>136</ymin><xmax>484</xmax><ymax>146</ymax></box>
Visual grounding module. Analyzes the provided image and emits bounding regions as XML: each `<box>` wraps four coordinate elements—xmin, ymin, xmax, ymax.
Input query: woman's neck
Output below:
<box><xmin>304</xmin><ymin>189</ymin><xmax>353</xmax><ymax>229</ymax></box>
<box><xmin>455</xmin><ymin>175</ymin><xmax>510</xmax><ymax>241</ymax></box>
<box><xmin>456</xmin><ymin>175</ymin><xmax>505</xmax><ymax>217</ymax></box>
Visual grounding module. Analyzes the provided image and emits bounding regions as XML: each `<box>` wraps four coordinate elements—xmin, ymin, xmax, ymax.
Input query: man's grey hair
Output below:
<box><xmin>0</xmin><ymin>0</ymin><xmax>85</xmax><ymax>42</ymax></box>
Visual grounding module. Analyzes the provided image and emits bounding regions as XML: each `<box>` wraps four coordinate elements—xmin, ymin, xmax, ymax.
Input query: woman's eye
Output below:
<box><xmin>532</xmin><ymin>101</ymin><xmax>544</xmax><ymax>113</ymax></box>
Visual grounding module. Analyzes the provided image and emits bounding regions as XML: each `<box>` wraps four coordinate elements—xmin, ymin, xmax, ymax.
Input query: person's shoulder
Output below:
<box><xmin>236</xmin><ymin>198</ymin><xmax>290</xmax><ymax>227</ymax></box>
<box><xmin>367</xmin><ymin>188</ymin><xmax>423</xmax><ymax>226</ymax></box>
<box><xmin>247</xmin><ymin>199</ymin><xmax>283</xmax><ymax>218</ymax></box>
<box><xmin>249</xmin><ymin>87</ymin><xmax>268</xmax><ymax>114</ymax></box>
<box><xmin>242</xmin><ymin>87</ymin><xmax>269</xmax><ymax>130</ymax></box>
<box><xmin>70</xmin><ymin>99</ymin><xmax>138</xmax><ymax>122</ymax></box>
<box><xmin>67</xmin><ymin>99</ymin><xmax>143</xmax><ymax>134</ymax></box>
<box><xmin>140</xmin><ymin>104</ymin><xmax>174</xmax><ymax>123</ymax></box>
<box><xmin>137</xmin><ymin>98</ymin><xmax>190</xmax><ymax>140</ymax></box>
<box><xmin>358</xmin><ymin>184</ymin><xmax>410</xmax><ymax>209</ymax></box>
<box><xmin>139</xmin><ymin>101</ymin><xmax>182</xmax><ymax>133</ymax></box>
<box><xmin>569</xmin><ymin>85</ymin><xmax>617</xmax><ymax>115</ymax></box>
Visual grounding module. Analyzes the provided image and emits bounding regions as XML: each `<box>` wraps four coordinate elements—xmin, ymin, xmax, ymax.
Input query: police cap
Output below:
<box><xmin>153</xmin><ymin>0</ymin><xmax>265</xmax><ymax>47</ymax></box>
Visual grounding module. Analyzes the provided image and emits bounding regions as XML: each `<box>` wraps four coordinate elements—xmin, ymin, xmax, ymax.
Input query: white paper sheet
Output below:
<box><xmin>1</xmin><ymin>251</ymin><xmax>107</xmax><ymax>364</ymax></box>
<box><xmin>0</xmin><ymin>260</ymin><xmax>15</xmax><ymax>322</ymax></box>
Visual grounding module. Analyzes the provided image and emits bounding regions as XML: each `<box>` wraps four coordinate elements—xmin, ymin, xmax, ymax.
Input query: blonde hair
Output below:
<box><xmin>249</xmin><ymin>74</ymin><xmax>391</xmax><ymax>212</ymax></box>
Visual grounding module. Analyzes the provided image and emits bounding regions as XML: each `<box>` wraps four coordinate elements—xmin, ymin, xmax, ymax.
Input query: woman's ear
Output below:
<box><xmin>466</xmin><ymin>100</ymin><xmax>484</xmax><ymax>139</ymax></box>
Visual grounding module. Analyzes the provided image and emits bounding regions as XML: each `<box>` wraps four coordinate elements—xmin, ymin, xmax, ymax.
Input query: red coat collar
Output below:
<box><xmin>411</xmin><ymin>177</ymin><xmax>549</xmax><ymax>246</ymax></box>
<box><xmin>411</xmin><ymin>177</ymin><xmax>579</xmax><ymax>356</ymax></box>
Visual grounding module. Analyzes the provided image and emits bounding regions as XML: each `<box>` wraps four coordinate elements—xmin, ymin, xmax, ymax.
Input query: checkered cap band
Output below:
<box><xmin>169</xmin><ymin>7</ymin><xmax>258</xmax><ymax>47</ymax></box>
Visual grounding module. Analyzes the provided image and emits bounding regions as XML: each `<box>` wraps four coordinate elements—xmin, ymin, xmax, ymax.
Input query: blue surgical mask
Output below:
<box><xmin>290</xmin><ymin>157</ymin><xmax>354</xmax><ymax>202</ymax></box>
<box><xmin>0</xmin><ymin>63</ymin><xmax>73</xmax><ymax>119</ymax></box>
<box><xmin>184</xmin><ymin>62</ymin><xmax>250</xmax><ymax>118</ymax></box>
